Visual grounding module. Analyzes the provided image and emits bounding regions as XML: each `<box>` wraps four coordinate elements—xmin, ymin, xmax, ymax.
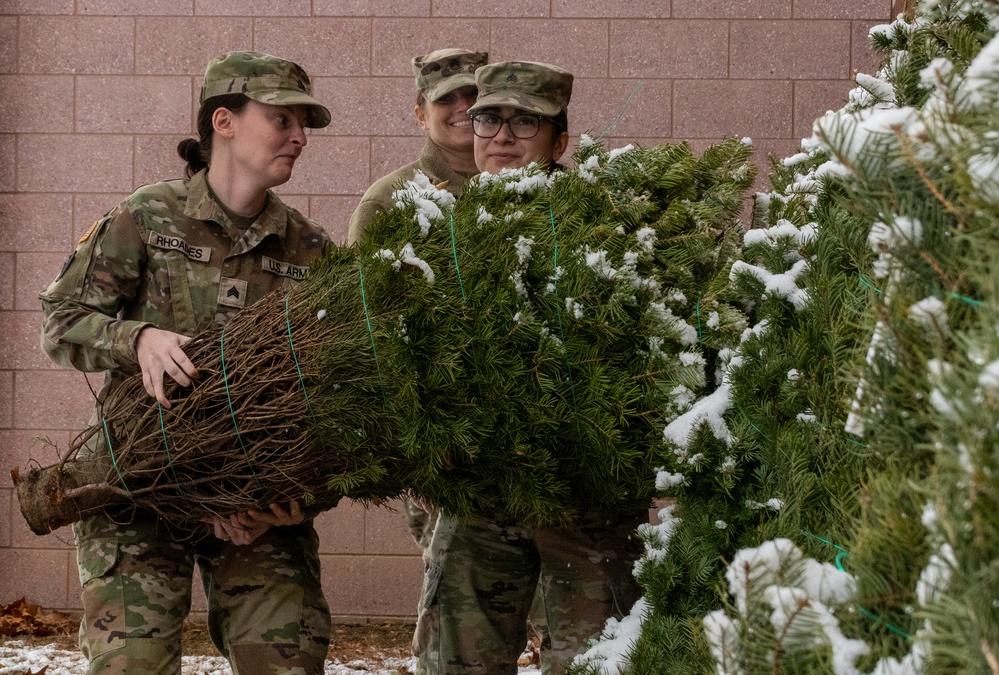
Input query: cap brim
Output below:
<box><xmin>468</xmin><ymin>93</ymin><xmax>562</xmax><ymax>118</ymax></box>
<box><xmin>245</xmin><ymin>90</ymin><xmax>332</xmax><ymax>128</ymax></box>
<box><xmin>424</xmin><ymin>73</ymin><xmax>478</xmax><ymax>102</ymax></box>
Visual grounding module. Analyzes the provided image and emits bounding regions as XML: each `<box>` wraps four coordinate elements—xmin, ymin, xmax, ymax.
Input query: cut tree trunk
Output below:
<box><xmin>12</xmin><ymin>458</ymin><xmax>126</xmax><ymax>535</ymax></box>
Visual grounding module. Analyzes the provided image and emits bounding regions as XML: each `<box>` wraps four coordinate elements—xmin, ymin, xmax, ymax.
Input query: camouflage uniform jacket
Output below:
<box><xmin>40</xmin><ymin>169</ymin><xmax>330</xmax><ymax>399</ymax></box>
<box><xmin>347</xmin><ymin>139</ymin><xmax>476</xmax><ymax>244</ymax></box>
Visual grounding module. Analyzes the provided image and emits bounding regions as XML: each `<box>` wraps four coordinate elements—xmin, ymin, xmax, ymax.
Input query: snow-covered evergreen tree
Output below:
<box><xmin>575</xmin><ymin>2</ymin><xmax>999</xmax><ymax>673</ymax></box>
<box><xmin>814</xmin><ymin>1</ymin><xmax>999</xmax><ymax>670</ymax></box>
<box><xmin>330</xmin><ymin>137</ymin><xmax>755</xmax><ymax>525</ymax></box>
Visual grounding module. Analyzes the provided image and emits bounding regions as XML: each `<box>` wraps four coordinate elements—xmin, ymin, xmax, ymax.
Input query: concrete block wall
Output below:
<box><xmin>0</xmin><ymin>0</ymin><xmax>897</xmax><ymax>622</ymax></box>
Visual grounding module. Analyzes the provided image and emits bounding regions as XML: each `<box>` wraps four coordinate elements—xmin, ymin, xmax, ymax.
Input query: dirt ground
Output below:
<box><xmin>2</xmin><ymin>620</ymin><xmax>414</xmax><ymax>663</ymax></box>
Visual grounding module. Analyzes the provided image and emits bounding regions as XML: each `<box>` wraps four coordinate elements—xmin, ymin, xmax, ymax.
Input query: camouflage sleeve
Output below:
<box><xmin>39</xmin><ymin>206</ymin><xmax>153</xmax><ymax>372</ymax></box>
<box><xmin>316</xmin><ymin>221</ymin><xmax>333</xmax><ymax>253</ymax></box>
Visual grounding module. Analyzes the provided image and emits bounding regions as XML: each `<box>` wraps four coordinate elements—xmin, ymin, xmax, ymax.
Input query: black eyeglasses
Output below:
<box><xmin>470</xmin><ymin>112</ymin><xmax>552</xmax><ymax>139</ymax></box>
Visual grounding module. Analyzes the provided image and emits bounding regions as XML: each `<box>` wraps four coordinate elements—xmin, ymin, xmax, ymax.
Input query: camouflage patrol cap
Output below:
<box><xmin>468</xmin><ymin>61</ymin><xmax>573</xmax><ymax>118</ymax></box>
<box><xmin>200</xmin><ymin>51</ymin><xmax>331</xmax><ymax>128</ymax></box>
<box><xmin>412</xmin><ymin>48</ymin><xmax>488</xmax><ymax>102</ymax></box>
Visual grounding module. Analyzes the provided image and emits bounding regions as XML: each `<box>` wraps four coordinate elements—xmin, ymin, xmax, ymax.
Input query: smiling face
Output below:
<box><xmin>225</xmin><ymin>100</ymin><xmax>310</xmax><ymax>189</ymax></box>
<box><xmin>472</xmin><ymin>105</ymin><xmax>569</xmax><ymax>174</ymax></box>
<box><xmin>415</xmin><ymin>85</ymin><xmax>478</xmax><ymax>163</ymax></box>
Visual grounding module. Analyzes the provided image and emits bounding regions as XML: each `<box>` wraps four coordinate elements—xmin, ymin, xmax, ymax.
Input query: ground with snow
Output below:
<box><xmin>0</xmin><ymin>642</ymin><xmax>542</xmax><ymax>675</ymax></box>
<box><xmin>0</xmin><ymin>641</ymin><xmax>416</xmax><ymax>674</ymax></box>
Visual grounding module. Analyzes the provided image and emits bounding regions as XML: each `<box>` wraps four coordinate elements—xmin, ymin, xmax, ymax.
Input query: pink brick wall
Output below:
<box><xmin>0</xmin><ymin>0</ymin><xmax>897</xmax><ymax>622</ymax></box>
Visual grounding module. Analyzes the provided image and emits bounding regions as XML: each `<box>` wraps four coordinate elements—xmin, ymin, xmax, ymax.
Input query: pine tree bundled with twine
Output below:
<box><xmin>14</xmin><ymin>137</ymin><xmax>755</xmax><ymax>535</ymax></box>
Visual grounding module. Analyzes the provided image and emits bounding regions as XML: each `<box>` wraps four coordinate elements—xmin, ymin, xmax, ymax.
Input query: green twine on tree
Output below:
<box><xmin>157</xmin><ymin>403</ymin><xmax>189</xmax><ymax>504</ymax></box>
<box><xmin>285</xmin><ymin>295</ymin><xmax>339</xmax><ymax>492</ymax></box>
<box><xmin>101</xmin><ymin>417</ymin><xmax>132</xmax><ymax>497</ymax></box>
<box><xmin>285</xmin><ymin>296</ymin><xmax>313</xmax><ymax>414</ymax></box>
<box><xmin>446</xmin><ymin>210</ymin><xmax>485</xmax><ymax>398</ymax></box>
<box><xmin>801</xmin><ymin>529</ymin><xmax>846</xmax><ymax>552</ymax></box>
<box><xmin>596</xmin><ymin>81</ymin><xmax>644</xmax><ymax>140</ymax></box>
<box><xmin>800</xmin><ymin>530</ymin><xmax>912</xmax><ymax>640</ymax></box>
<box><xmin>747</xmin><ymin>419</ymin><xmax>771</xmax><ymax>441</ymax></box>
<box><xmin>859</xmin><ymin>276</ymin><xmax>883</xmax><ymax>294</ymax></box>
<box><xmin>549</xmin><ymin>199</ymin><xmax>582</xmax><ymax>435</ymax></box>
<box><xmin>546</xmin><ymin>203</ymin><xmax>573</xmax><ymax>352</ymax></box>
<box><xmin>448</xmin><ymin>211</ymin><xmax>467</xmax><ymax>302</ymax></box>
<box><xmin>950</xmin><ymin>292</ymin><xmax>982</xmax><ymax>306</ymax></box>
<box><xmin>220</xmin><ymin>326</ymin><xmax>260</xmax><ymax>487</ymax></box>
<box><xmin>549</xmin><ymin>203</ymin><xmax>560</xmax><ymax>289</ymax></box>
<box><xmin>358</xmin><ymin>262</ymin><xmax>389</xmax><ymax>411</ymax></box>
<box><xmin>695</xmin><ymin>299</ymin><xmax>704</xmax><ymax>350</ymax></box>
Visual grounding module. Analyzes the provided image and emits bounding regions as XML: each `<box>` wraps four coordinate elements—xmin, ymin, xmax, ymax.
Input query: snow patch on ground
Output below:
<box><xmin>0</xmin><ymin>643</ymin><xmax>542</xmax><ymax>675</ymax></box>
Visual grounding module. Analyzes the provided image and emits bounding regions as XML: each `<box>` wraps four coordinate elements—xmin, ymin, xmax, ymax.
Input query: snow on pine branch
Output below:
<box><xmin>392</xmin><ymin>170</ymin><xmax>455</xmax><ymax>237</ymax></box>
<box><xmin>729</xmin><ymin>259</ymin><xmax>811</xmax><ymax>310</ymax></box>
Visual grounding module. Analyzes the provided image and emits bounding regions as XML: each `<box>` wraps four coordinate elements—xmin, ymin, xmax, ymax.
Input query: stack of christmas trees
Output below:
<box><xmin>576</xmin><ymin>1</ymin><xmax>999</xmax><ymax>673</ymax></box>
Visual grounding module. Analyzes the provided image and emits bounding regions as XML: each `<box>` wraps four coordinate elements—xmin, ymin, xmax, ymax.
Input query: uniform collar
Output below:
<box><xmin>420</xmin><ymin>140</ymin><xmax>479</xmax><ymax>189</ymax></box>
<box><xmin>186</xmin><ymin>169</ymin><xmax>289</xmax><ymax>252</ymax></box>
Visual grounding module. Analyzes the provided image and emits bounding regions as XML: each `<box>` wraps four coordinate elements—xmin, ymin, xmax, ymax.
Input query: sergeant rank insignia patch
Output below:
<box><xmin>218</xmin><ymin>278</ymin><xmax>248</xmax><ymax>308</ymax></box>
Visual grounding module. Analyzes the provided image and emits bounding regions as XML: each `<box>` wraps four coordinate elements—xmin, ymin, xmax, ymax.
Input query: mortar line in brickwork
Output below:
<box><xmin>790</xmin><ymin>80</ymin><xmax>796</xmax><ymax>139</ymax></box>
<box><xmin>727</xmin><ymin>19</ymin><xmax>732</xmax><ymax>79</ymax></box>
<box><xmin>131</xmin><ymin>16</ymin><xmax>136</xmax><ymax>77</ymax></box>
<box><xmin>605</xmin><ymin>19</ymin><xmax>610</xmax><ymax>78</ymax></box>
<box><xmin>367</xmin><ymin>136</ymin><xmax>374</xmax><ymax>183</ymax></box>
<box><xmin>669</xmin><ymin>79</ymin><xmax>674</xmax><ymax>139</ymax></box>
<box><xmin>848</xmin><ymin>19</ymin><xmax>856</xmax><ymax>77</ymax></box>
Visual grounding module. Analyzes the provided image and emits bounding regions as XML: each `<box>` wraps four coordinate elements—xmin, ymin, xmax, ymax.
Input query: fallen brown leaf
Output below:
<box><xmin>517</xmin><ymin>633</ymin><xmax>541</xmax><ymax>669</ymax></box>
<box><xmin>0</xmin><ymin>598</ymin><xmax>77</xmax><ymax>638</ymax></box>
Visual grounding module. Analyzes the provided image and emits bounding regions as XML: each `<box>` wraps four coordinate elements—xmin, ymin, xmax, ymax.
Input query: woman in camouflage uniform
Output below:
<box><xmin>346</xmin><ymin>47</ymin><xmax>488</xmax><ymax>248</ymax></box>
<box><xmin>39</xmin><ymin>51</ymin><xmax>334</xmax><ymax>675</ymax></box>
<box><xmin>348</xmin><ymin>47</ymin><xmax>488</xmax><ymax>554</ymax></box>
<box><xmin>415</xmin><ymin>62</ymin><xmax>647</xmax><ymax>675</ymax></box>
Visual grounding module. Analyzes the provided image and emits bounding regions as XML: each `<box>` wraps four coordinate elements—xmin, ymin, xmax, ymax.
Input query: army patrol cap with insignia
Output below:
<box><xmin>200</xmin><ymin>51</ymin><xmax>331</xmax><ymax>129</ymax></box>
<box><xmin>468</xmin><ymin>61</ymin><xmax>573</xmax><ymax>118</ymax></box>
<box><xmin>412</xmin><ymin>48</ymin><xmax>489</xmax><ymax>102</ymax></box>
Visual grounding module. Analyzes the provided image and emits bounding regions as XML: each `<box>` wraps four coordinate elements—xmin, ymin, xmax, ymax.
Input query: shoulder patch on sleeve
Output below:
<box><xmin>79</xmin><ymin>219</ymin><xmax>101</xmax><ymax>244</ymax></box>
<box><xmin>54</xmin><ymin>251</ymin><xmax>76</xmax><ymax>282</ymax></box>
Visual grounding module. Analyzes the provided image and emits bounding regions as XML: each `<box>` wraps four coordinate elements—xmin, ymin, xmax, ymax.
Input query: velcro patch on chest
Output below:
<box><xmin>262</xmin><ymin>256</ymin><xmax>310</xmax><ymax>280</ymax></box>
<box><xmin>148</xmin><ymin>231</ymin><xmax>212</xmax><ymax>262</ymax></box>
<box><xmin>218</xmin><ymin>277</ymin><xmax>248</xmax><ymax>309</ymax></box>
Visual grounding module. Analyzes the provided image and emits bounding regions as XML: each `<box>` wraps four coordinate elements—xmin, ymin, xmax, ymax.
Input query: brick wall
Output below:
<box><xmin>0</xmin><ymin>0</ymin><xmax>895</xmax><ymax>622</ymax></box>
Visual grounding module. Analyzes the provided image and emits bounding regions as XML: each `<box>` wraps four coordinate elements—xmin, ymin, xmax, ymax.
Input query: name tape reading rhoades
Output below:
<box><xmin>148</xmin><ymin>232</ymin><xmax>212</xmax><ymax>262</ymax></box>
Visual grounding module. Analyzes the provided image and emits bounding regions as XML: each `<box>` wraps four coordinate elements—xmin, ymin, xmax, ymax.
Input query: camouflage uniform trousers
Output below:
<box><xmin>404</xmin><ymin>498</ymin><xmax>438</xmax><ymax>555</ymax></box>
<box><xmin>407</xmin><ymin>504</ymin><xmax>549</xmax><ymax>670</ymax></box>
<box><xmin>74</xmin><ymin>511</ymin><xmax>330</xmax><ymax>675</ymax></box>
<box><xmin>413</xmin><ymin>510</ymin><xmax>646</xmax><ymax>675</ymax></box>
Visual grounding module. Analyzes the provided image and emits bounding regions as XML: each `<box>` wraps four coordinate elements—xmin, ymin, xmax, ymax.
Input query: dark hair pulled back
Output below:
<box><xmin>177</xmin><ymin>94</ymin><xmax>250</xmax><ymax>178</ymax></box>
<box><xmin>552</xmin><ymin>110</ymin><xmax>568</xmax><ymax>133</ymax></box>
